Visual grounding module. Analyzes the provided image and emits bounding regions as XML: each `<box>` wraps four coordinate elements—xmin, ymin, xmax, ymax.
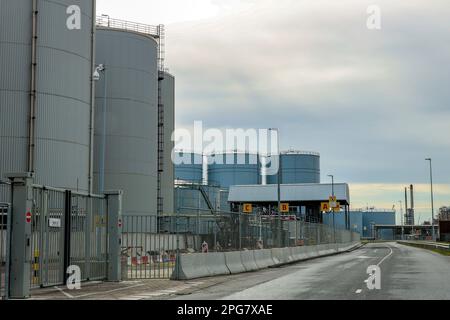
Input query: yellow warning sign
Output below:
<box><xmin>280</xmin><ymin>203</ymin><xmax>290</xmax><ymax>213</ymax></box>
<box><xmin>333</xmin><ymin>202</ymin><xmax>341</xmax><ymax>213</ymax></box>
<box><xmin>321</xmin><ymin>202</ymin><xmax>330</xmax><ymax>212</ymax></box>
<box><xmin>243</xmin><ymin>204</ymin><xmax>253</xmax><ymax>214</ymax></box>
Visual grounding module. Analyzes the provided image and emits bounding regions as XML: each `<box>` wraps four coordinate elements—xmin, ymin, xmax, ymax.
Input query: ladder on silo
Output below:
<box><xmin>156</xmin><ymin>25</ymin><xmax>166</xmax><ymax>228</ymax></box>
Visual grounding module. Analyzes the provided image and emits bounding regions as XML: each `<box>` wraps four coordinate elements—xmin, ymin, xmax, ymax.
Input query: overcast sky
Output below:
<box><xmin>97</xmin><ymin>0</ymin><xmax>450</xmax><ymax>222</ymax></box>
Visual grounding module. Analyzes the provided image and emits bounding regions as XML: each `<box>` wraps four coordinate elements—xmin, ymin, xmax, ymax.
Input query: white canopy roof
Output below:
<box><xmin>228</xmin><ymin>183</ymin><xmax>350</xmax><ymax>205</ymax></box>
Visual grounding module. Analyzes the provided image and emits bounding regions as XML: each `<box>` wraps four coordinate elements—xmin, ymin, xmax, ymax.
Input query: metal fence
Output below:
<box><xmin>122</xmin><ymin>215</ymin><xmax>182</xmax><ymax>280</ymax></box>
<box><xmin>30</xmin><ymin>185</ymin><xmax>109</xmax><ymax>288</ymax></box>
<box><xmin>0</xmin><ymin>181</ymin><xmax>11</xmax><ymax>300</ymax></box>
<box><xmin>1</xmin><ymin>202</ymin><xmax>10</xmax><ymax>300</ymax></box>
<box><xmin>122</xmin><ymin>212</ymin><xmax>360</xmax><ymax>280</ymax></box>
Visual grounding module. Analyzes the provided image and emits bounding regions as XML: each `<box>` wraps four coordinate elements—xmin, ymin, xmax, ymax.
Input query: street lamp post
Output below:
<box><xmin>425</xmin><ymin>158</ymin><xmax>436</xmax><ymax>241</ymax></box>
<box><xmin>93</xmin><ymin>64</ymin><xmax>107</xmax><ymax>193</ymax></box>
<box><xmin>269</xmin><ymin>128</ymin><xmax>282</xmax><ymax>247</ymax></box>
<box><xmin>328</xmin><ymin>174</ymin><xmax>336</xmax><ymax>244</ymax></box>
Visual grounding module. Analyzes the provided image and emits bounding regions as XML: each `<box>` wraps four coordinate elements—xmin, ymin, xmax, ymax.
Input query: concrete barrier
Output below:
<box><xmin>271</xmin><ymin>247</ymin><xmax>294</xmax><ymax>265</ymax></box>
<box><xmin>240</xmin><ymin>250</ymin><xmax>259</xmax><ymax>272</ymax></box>
<box><xmin>338</xmin><ymin>242</ymin><xmax>360</xmax><ymax>252</ymax></box>
<box><xmin>173</xmin><ymin>242</ymin><xmax>363</xmax><ymax>280</ymax></box>
<box><xmin>225</xmin><ymin>251</ymin><xmax>246</xmax><ymax>274</ymax></box>
<box><xmin>291</xmin><ymin>246</ymin><xmax>309</xmax><ymax>261</ymax></box>
<box><xmin>171</xmin><ymin>253</ymin><xmax>209</xmax><ymax>280</ymax></box>
<box><xmin>317</xmin><ymin>244</ymin><xmax>337</xmax><ymax>256</ymax></box>
<box><xmin>253</xmin><ymin>249</ymin><xmax>275</xmax><ymax>269</ymax></box>
<box><xmin>205</xmin><ymin>253</ymin><xmax>230</xmax><ymax>276</ymax></box>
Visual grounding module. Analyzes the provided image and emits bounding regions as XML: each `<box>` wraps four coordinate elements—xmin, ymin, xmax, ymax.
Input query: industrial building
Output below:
<box><xmin>439</xmin><ymin>207</ymin><xmax>450</xmax><ymax>241</ymax></box>
<box><xmin>173</xmin><ymin>151</ymin><xmax>351</xmax><ymax>227</ymax></box>
<box><xmin>323</xmin><ymin>210</ymin><xmax>396</xmax><ymax>239</ymax></box>
<box><xmin>0</xmin><ymin>2</ymin><xmax>175</xmax><ymax>223</ymax></box>
<box><xmin>228</xmin><ymin>183</ymin><xmax>351</xmax><ymax>223</ymax></box>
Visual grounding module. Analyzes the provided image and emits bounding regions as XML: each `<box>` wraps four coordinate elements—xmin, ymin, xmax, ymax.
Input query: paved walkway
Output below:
<box><xmin>29</xmin><ymin>277</ymin><xmax>232</xmax><ymax>300</ymax></box>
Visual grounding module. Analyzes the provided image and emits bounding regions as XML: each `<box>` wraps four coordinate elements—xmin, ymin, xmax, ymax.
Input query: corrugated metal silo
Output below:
<box><xmin>267</xmin><ymin>151</ymin><xmax>320</xmax><ymax>185</ymax></box>
<box><xmin>0</xmin><ymin>0</ymin><xmax>95</xmax><ymax>199</ymax></box>
<box><xmin>174</xmin><ymin>152</ymin><xmax>203</xmax><ymax>183</ymax></box>
<box><xmin>208</xmin><ymin>152</ymin><xmax>260</xmax><ymax>189</ymax></box>
<box><xmin>161</xmin><ymin>72</ymin><xmax>175</xmax><ymax>214</ymax></box>
<box><xmin>94</xmin><ymin>27</ymin><xmax>158</xmax><ymax>217</ymax></box>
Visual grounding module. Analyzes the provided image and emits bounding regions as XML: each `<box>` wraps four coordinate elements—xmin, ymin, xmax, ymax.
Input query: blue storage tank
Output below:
<box><xmin>267</xmin><ymin>151</ymin><xmax>320</xmax><ymax>185</ymax></box>
<box><xmin>174</xmin><ymin>151</ymin><xmax>203</xmax><ymax>183</ymax></box>
<box><xmin>208</xmin><ymin>152</ymin><xmax>260</xmax><ymax>189</ymax></box>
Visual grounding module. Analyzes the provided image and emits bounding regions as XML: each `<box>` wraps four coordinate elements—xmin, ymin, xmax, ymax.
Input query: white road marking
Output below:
<box><xmin>54</xmin><ymin>283</ymin><xmax>147</xmax><ymax>299</ymax></box>
<box><xmin>54</xmin><ymin>286</ymin><xmax>74</xmax><ymax>299</ymax></box>
<box><xmin>377</xmin><ymin>245</ymin><xmax>394</xmax><ymax>267</ymax></box>
<box><xmin>355</xmin><ymin>289</ymin><xmax>362</xmax><ymax>294</ymax></box>
<box><xmin>119</xmin><ymin>281</ymin><xmax>205</xmax><ymax>300</ymax></box>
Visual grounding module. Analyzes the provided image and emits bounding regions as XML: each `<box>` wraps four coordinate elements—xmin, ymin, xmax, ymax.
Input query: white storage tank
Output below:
<box><xmin>94</xmin><ymin>24</ymin><xmax>159</xmax><ymax>217</ymax></box>
<box><xmin>0</xmin><ymin>0</ymin><xmax>95</xmax><ymax>199</ymax></box>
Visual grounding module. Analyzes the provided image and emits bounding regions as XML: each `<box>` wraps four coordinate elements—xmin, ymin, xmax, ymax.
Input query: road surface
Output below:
<box><xmin>170</xmin><ymin>242</ymin><xmax>450</xmax><ymax>300</ymax></box>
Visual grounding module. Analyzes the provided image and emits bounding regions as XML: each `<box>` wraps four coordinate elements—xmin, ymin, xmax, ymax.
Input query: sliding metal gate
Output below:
<box><xmin>0</xmin><ymin>202</ymin><xmax>10</xmax><ymax>300</ymax></box>
<box><xmin>0</xmin><ymin>180</ymin><xmax>11</xmax><ymax>299</ymax></box>
<box><xmin>30</xmin><ymin>186</ymin><xmax>108</xmax><ymax>288</ymax></box>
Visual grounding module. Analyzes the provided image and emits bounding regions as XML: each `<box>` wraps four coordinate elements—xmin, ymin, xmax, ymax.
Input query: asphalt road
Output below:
<box><xmin>171</xmin><ymin>242</ymin><xmax>450</xmax><ymax>300</ymax></box>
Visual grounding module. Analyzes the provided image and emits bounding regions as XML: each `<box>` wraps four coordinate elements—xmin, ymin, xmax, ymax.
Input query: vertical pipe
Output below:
<box><xmin>28</xmin><ymin>0</ymin><xmax>38</xmax><ymax>173</ymax></box>
<box><xmin>88</xmin><ymin>0</ymin><xmax>97</xmax><ymax>194</ymax></box>
<box><xmin>99</xmin><ymin>68</ymin><xmax>107</xmax><ymax>193</ymax></box>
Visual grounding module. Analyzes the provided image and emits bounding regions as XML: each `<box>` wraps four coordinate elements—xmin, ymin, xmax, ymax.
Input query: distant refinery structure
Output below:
<box><xmin>404</xmin><ymin>185</ymin><xmax>416</xmax><ymax>226</ymax></box>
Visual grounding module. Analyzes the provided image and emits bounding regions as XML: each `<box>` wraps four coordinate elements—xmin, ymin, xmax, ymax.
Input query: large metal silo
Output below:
<box><xmin>267</xmin><ymin>151</ymin><xmax>320</xmax><ymax>185</ymax></box>
<box><xmin>174</xmin><ymin>152</ymin><xmax>204</xmax><ymax>183</ymax></box>
<box><xmin>161</xmin><ymin>72</ymin><xmax>175</xmax><ymax>214</ymax></box>
<box><xmin>0</xmin><ymin>0</ymin><xmax>95</xmax><ymax>199</ymax></box>
<box><xmin>94</xmin><ymin>27</ymin><xmax>159</xmax><ymax>217</ymax></box>
<box><xmin>208</xmin><ymin>152</ymin><xmax>260</xmax><ymax>189</ymax></box>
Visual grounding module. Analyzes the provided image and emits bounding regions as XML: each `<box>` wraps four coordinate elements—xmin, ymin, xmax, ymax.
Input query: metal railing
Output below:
<box><xmin>96</xmin><ymin>16</ymin><xmax>165</xmax><ymax>72</ymax></box>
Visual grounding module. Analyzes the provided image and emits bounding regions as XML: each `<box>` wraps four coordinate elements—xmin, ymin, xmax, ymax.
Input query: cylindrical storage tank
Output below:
<box><xmin>208</xmin><ymin>152</ymin><xmax>260</xmax><ymax>189</ymax></box>
<box><xmin>0</xmin><ymin>0</ymin><xmax>94</xmax><ymax>199</ymax></box>
<box><xmin>267</xmin><ymin>151</ymin><xmax>320</xmax><ymax>184</ymax></box>
<box><xmin>174</xmin><ymin>152</ymin><xmax>203</xmax><ymax>183</ymax></box>
<box><xmin>94</xmin><ymin>27</ymin><xmax>158</xmax><ymax>217</ymax></box>
<box><xmin>161</xmin><ymin>72</ymin><xmax>175</xmax><ymax>214</ymax></box>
